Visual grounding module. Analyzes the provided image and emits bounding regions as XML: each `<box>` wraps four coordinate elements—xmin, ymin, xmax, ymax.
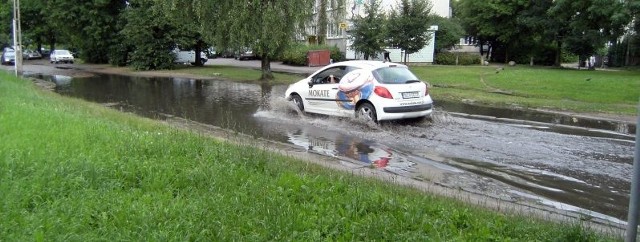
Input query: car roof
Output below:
<box><xmin>329</xmin><ymin>60</ymin><xmax>408</xmax><ymax>70</ymax></box>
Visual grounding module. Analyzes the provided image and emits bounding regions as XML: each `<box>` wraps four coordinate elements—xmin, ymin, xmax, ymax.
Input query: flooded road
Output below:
<box><xmin>36</xmin><ymin>73</ymin><xmax>635</xmax><ymax>224</ymax></box>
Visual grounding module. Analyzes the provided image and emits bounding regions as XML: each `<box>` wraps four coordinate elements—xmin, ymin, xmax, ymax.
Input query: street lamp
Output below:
<box><xmin>12</xmin><ymin>0</ymin><xmax>22</xmax><ymax>76</ymax></box>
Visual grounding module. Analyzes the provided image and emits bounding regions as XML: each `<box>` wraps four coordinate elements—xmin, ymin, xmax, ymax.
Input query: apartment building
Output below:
<box><xmin>309</xmin><ymin>0</ymin><xmax>450</xmax><ymax>63</ymax></box>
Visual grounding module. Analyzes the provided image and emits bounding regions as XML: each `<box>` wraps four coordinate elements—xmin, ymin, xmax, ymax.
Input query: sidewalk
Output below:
<box><xmin>206</xmin><ymin>57</ymin><xmax>321</xmax><ymax>76</ymax></box>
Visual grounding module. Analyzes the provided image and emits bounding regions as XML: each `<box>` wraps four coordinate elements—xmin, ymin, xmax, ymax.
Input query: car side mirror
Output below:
<box><xmin>308</xmin><ymin>81</ymin><xmax>314</xmax><ymax>88</ymax></box>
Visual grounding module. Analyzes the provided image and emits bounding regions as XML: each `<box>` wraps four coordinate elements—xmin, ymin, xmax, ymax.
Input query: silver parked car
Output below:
<box><xmin>1</xmin><ymin>50</ymin><xmax>15</xmax><ymax>65</ymax></box>
<box><xmin>50</xmin><ymin>49</ymin><xmax>74</xmax><ymax>64</ymax></box>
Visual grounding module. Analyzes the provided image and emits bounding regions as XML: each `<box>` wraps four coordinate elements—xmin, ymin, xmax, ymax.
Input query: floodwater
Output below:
<box><xmin>36</xmin><ymin>73</ymin><xmax>636</xmax><ymax>223</ymax></box>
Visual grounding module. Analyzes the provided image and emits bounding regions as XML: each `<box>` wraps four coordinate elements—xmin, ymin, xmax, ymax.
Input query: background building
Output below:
<box><xmin>309</xmin><ymin>0</ymin><xmax>450</xmax><ymax>63</ymax></box>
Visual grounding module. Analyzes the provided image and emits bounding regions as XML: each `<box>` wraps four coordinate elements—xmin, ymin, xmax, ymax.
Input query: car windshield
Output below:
<box><xmin>57</xmin><ymin>50</ymin><xmax>71</xmax><ymax>55</ymax></box>
<box><xmin>5</xmin><ymin>51</ymin><xmax>15</xmax><ymax>57</ymax></box>
<box><xmin>372</xmin><ymin>66</ymin><xmax>420</xmax><ymax>84</ymax></box>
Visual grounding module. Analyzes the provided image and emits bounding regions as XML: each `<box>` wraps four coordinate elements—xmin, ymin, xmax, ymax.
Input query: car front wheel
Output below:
<box><xmin>356</xmin><ymin>103</ymin><xmax>377</xmax><ymax>122</ymax></box>
<box><xmin>291</xmin><ymin>94</ymin><xmax>304</xmax><ymax>112</ymax></box>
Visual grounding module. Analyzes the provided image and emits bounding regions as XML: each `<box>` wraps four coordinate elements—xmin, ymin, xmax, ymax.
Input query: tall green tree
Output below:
<box><xmin>120</xmin><ymin>0</ymin><xmax>177</xmax><ymax>70</ymax></box>
<box><xmin>549</xmin><ymin>0</ymin><xmax>630</xmax><ymax>67</ymax></box>
<box><xmin>213</xmin><ymin>0</ymin><xmax>314</xmax><ymax>80</ymax></box>
<box><xmin>350</xmin><ymin>0</ymin><xmax>386</xmax><ymax>60</ymax></box>
<box><xmin>19</xmin><ymin>0</ymin><xmax>58</xmax><ymax>52</ymax></box>
<box><xmin>154</xmin><ymin>0</ymin><xmax>214</xmax><ymax>67</ymax></box>
<box><xmin>0</xmin><ymin>0</ymin><xmax>13</xmax><ymax>48</ymax></box>
<box><xmin>456</xmin><ymin>0</ymin><xmax>528</xmax><ymax>63</ymax></box>
<box><xmin>386</xmin><ymin>0</ymin><xmax>432</xmax><ymax>63</ymax></box>
<box><xmin>48</xmin><ymin>0</ymin><xmax>127</xmax><ymax>63</ymax></box>
<box><xmin>431</xmin><ymin>16</ymin><xmax>464</xmax><ymax>53</ymax></box>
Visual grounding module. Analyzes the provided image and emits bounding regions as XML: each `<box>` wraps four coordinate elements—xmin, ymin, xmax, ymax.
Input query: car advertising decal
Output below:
<box><xmin>336</xmin><ymin>69</ymin><xmax>374</xmax><ymax>110</ymax></box>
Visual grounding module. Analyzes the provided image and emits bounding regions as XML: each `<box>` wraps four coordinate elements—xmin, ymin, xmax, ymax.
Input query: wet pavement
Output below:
<box><xmin>22</xmin><ymin>71</ymin><xmax>635</xmax><ymax>225</ymax></box>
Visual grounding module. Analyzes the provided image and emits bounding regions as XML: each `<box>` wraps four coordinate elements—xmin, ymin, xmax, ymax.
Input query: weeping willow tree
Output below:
<box><xmin>155</xmin><ymin>0</ymin><xmax>315</xmax><ymax>80</ymax></box>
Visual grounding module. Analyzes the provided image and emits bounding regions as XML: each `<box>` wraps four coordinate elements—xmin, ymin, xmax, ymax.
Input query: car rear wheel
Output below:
<box><xmin>291</xmin><ymin>94</ymin><xmax>304</xmax><ymax>112</ymax></box>
<box><xmin>356</xmin><ymin>103</ymin><xmax>377</xmax><ymax>122</ymax></box>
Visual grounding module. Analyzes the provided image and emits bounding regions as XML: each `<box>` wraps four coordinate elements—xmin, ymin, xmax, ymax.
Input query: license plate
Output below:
<box><xmin>402</xmin><ymin>92</ymin><xmax>420</xmax><ymax>99</ymax></box>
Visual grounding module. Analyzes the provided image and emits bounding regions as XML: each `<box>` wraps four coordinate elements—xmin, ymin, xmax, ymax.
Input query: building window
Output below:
<box><xmin>327</xmin><ymin>22</ymin><xmax>343</xmax><ymax>38</ymax></box>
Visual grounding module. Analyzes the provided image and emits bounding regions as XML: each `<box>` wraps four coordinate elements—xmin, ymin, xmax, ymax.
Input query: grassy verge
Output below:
<box><xmin>163</xmin><ymin>65</ymin><xmax>303</xmax><ymax>85</ymax></box>
<box><xmin>0</xmin><ymin>72</ymin><xmax>616</xmax><ymax>240</ymax></box>
<box><xmin>411</xmin><ymin>65</ymin><xmax>640</xmax><ymax>116</ymax></box>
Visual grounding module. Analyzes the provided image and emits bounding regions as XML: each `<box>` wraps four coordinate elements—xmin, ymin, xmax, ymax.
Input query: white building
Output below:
<box><xmin>310</xmin><ymin>0</ymin><xmax>450</xmax><ymax>63</ymax></box>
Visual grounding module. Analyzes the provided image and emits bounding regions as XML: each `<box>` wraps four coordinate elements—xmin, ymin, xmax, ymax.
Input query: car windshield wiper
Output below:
<box><xmin>405</xmin><ymin>80</ymin><xmax>421</xmax><ymax>83</ymax></box>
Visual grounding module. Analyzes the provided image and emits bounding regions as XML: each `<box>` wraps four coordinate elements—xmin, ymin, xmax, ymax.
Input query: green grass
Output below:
<box><xmin>0</xmin><ymin>72</ymin><xmax>617</xmax><ymax>240</ymax></box>
<box><xmin>411</xmin><ymin>65</ymin><xmax>640</xmax><ymax>115</ymax></box>
<box><xmin>166</xmin><ymin>65</ymin><xmax>303</xmax><ymax>85</ymax></box>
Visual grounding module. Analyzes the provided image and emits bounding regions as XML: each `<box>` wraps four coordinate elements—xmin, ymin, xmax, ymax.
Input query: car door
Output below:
<box><xmin>305</xmin><ymin>66</ymin><xmax>346</xmax><ymax>115</ymax></box>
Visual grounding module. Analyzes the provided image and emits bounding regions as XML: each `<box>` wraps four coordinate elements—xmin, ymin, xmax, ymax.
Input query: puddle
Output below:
<box><xmin>437</xmin><ymin>100</ymin><xmax>636</xmax><ymax>137</ymax></box>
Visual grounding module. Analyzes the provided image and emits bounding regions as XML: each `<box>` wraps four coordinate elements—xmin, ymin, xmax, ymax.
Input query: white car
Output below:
<box><xmin>50</xmin><ymin>49</ymin><xmax>74</xmax><ymax>64</ymax></box>
<box><xmin>173</xmin><ymin>48</ymin><xmax>208</xmax><ymax>65</ymax></box>
<box><xmin>284</xmin><ymin>60</ymin><xmax>433</xmax><ymax>122</ymax></box>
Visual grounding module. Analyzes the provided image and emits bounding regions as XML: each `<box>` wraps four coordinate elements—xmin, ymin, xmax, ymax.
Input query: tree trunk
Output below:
<box><xmin>554</xmin><ymin>40</ymin><xmax>562</xmax><ymax>67</ymax></box>
<box><xmin>318</xmin><ymin>0</ymin><xmax>328</xmax><ymax>45</ymax></box>
<box><xmin>504</xmin><ymin>47</ymin><xmax>509</xmax><ymax>64</ymax></box>
<box><xmin>194</xmin><ymin>39</ymin><xmax>205</xmax><ymax>66</ymax></box>
<box><xmin>260</xmin><ymin>55</ymin><xmax>273</xmax><ymax>80</ymax></box>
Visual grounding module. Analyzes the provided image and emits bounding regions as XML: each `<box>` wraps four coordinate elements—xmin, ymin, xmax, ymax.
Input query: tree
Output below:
<box><xmin>430</xmin><ymin>16</ymin><xmax>464</xmax><ymax>53</ymax></box>
<box><xmin>455</xmin><ymin>0</ymin><xmax>528</xmax><ymax>63</ymax></box>
<box><xmin>48</xmin><ymin>0</ymin><xmax>127</xmax><ymax>63</ymax></box>
<box><xmin>19</xmin><ymin>0</ymin><xmax>58</xmax><ymax>53</ymax></box>
<box><xmin>154</xmin><ymin>0</ymin><xmax>214</xmax><ymax>67</ymax></box>
<box><xmin>212</xmin><ymin>0</ymin><xmax>315</xmax><ymax>80</ymax></box>
<box><xmin>120</xmin><ymin>0</ymin><xmax>177</xmax><ymax>70</ymax></box>
<box><xmin>386</xmin><ymin>0</ymin><xmax>432</xmax><ymax>64</ymax></box>
<box><xmin>549</xmin><ymin>0</ymin><xmax>630</xmax><ymax>67</ymax></box>
<box><xmin>350</xmin><ymin>0</ymin><xmax>386</xmax><ymax>60</ymax></box>
<box><xmin>0</xmin><ymin>0</ymin><xmax>13</xmax><ymax>48</ymax></box>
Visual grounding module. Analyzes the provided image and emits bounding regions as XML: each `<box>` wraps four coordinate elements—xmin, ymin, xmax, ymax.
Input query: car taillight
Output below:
<box><xmin>374</xmin><ymin>86</ymin><xmax>393</xmax><ymax>99</ymax></box>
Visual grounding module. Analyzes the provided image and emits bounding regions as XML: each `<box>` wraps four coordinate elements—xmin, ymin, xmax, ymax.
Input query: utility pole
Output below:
<box><xmin>12</xmin><ymin>0</ymin><xmax>22</xmax><ymax>76</ymax></box>
<box><xmin>626</xmin><ymin>99</ymin><xmax>640</xmax><ymax>242</ymax></box>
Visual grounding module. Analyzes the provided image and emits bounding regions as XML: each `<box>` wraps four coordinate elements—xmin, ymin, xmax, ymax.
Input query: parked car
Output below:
<box><xmin>23</xmin><ymin>49</ymin><xmax>42</xmax><ymax>59</ymax></box>
<box><xmin>173</xmin><ymin>48</ymin><xmax>208</xmax><ymax>65</ymax></box>
<box><xmin>1</xmin><ymin>50</ymin><xmax>15</xmax><ymax>65</ymax></box>
<box><xmin>40</xmin><ymin>48</ymin><xmax>51</xmax><ymax>57</ymax></box>
<box><xmin>235</xmin><ymin>49</ymin><xmax>256</xmax><ymax>60</ymax></box>
<box><xmin>205</xmin><ymin>47</ymin><xmax>217</xmax><ymax>58</ymax></box>
<box><xmin>50</xmin><ymin>49</ymin><xmax>74</xmax><ymax>64</ymax></box>
<box><xmin>284</xmin><ymin>60</ymin><xmax>433</xmax><ymax>122</ymax></box>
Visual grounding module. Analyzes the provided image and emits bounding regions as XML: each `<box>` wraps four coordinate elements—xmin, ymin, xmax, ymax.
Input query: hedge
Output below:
<box><xmin>435</xmin><ymin>52</ymin><xmax>481</xmax><ymax>65</ymax></box>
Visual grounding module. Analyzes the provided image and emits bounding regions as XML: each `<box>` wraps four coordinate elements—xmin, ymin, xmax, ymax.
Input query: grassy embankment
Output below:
<box><xmin>0</xmin><ymin>72</ymin><xmax>618</xmax><ymax>240</ymax></box>
<box><xmin>170</xmin><ymin>64</ymin><xmax>639</xmax><ymax>116</ymax></box>
<box><xmin>412</xmin><ymin>65</ymin><xmax>640</xmax><ymax>116</ymax></box>
<box><xmin>164</xmin><ymin>65</ymin><xmax>302</xmax><ymax>85</ymax></box>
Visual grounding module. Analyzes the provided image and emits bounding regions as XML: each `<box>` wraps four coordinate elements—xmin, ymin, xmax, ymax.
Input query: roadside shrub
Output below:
<box><xmin>129</xmin><ymin>46</ymin><xmax>175</xmax><ymax>70</ymax></box>
<box><xmin>108</xmin><ymin>42</ymin><xmax>132</xmax><ymax>67</ymax></box>
<box><xmin>435</xmin><ymin>52</ymin><xmax>480</xmax><ymax>65</ymax></box>
<box><xmin>281</xmin><ymin>44</ymin><xmax>345</xmax><ymax>66</ymax></box>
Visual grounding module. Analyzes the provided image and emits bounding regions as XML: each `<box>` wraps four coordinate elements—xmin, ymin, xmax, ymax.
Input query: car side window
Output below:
<box><xmin>312</xmin><ymin>66</ymin><xmax>346</xmax><ymax>84</ymax></box>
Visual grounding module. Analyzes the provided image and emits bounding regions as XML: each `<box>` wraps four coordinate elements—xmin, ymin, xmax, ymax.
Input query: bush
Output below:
<box><xmin>281</xmin><ymin>44</ymin><xmax>345</xmax><ymax>66</ymax></box>
<box><xmin>435</xmin><ymin>52</ymin><xmax>480</xmax><ymax>65</ymax></box>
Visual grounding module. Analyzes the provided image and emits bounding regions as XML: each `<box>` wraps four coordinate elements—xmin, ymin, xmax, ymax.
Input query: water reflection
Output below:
<box><xmin>286</xmin><ymin>127</ymin><xmax>414</xmax><ymax>174</ymax></box>
<box><xmin>44</xmin><ymin>73</ymin><xmax>285</xmax><ymax>140</ymax></box>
